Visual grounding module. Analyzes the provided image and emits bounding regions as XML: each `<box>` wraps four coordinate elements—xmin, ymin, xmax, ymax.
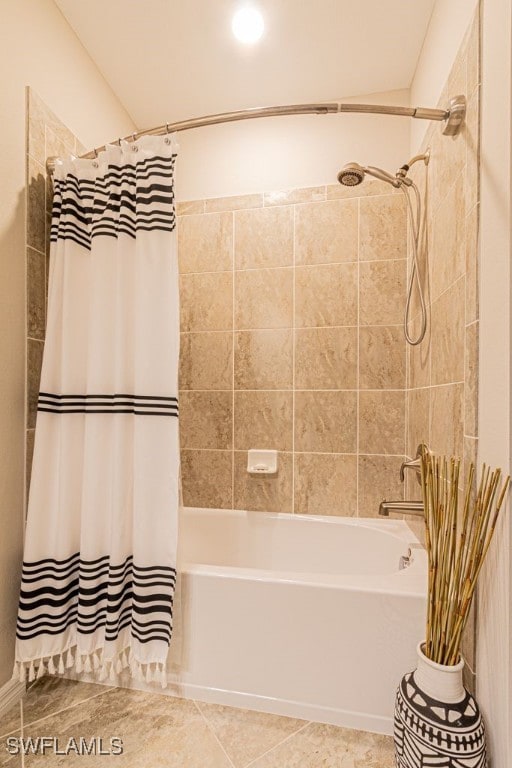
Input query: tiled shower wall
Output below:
<box><xmin>25</xmin><ymin>89</ymin><xmax>84</xmax><ymax>503</ymax></box>
<box><xmin>405</xmin><ymin>5</ymin><xmax>480</xmax><ymax>683</ymax></box>
<box><xmin>178</xmin><ymin>184</ymin><xmax>409</xmax><ymax>516</ymax></box>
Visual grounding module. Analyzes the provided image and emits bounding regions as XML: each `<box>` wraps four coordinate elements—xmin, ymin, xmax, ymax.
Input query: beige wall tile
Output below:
<box><xmin>26</xmin><ymin>429</ymin><xmax>35</xmax><ymax>503</ymax></box>
<box><xmin>181</xmin><ymin>450</ymin><xmax>233</xmax><ymax>509</ymax></box>
<box><xmin>27</xmin><ymin>340</ymin><xmax>44</xmax><ymax>429</ymax></box>
<box><xmin>430</xmin><ymin>384</ymin><xmax>464</xmax><ymax>458</ymax></box>
<box><xmin>295</xmin><ymin>391</ymin><xmax>357</xmax><ymax>453</ymax></box>
<box><xmin>465</xmin><ymin>203</ymin><xmax>479</xmax><ymax>324</ymax></box>
<box><xmin>179</xmin><ymin>391</ymin><xmax>232</xmax><ymax>449</ymax></box>
<box><xmin>466</xmin><ymin>7</ymin><xmax>480</xmax><ymax>97</ymax></box>
<box><xmin>27</xmin><ymin>157</ymin><xmax>46</xmax><ymax>253</ymax></box>
<box><xmin>295</xmin><ymin>199</ymin><xmax>358</xmax><ymax>265</ymax></box>
<box><xmin>205</xmin><ymin>194</ymin><xmax>263</xmax><ymax>213</ymax></box>
<box><xmin>294</xmin><ymin>453</ymin><xmax>357</xmax><ymax>516</ymax></box>
<box><xmin>264</xmin><ymin>187</ymin><xmax>325</xmax><ymax>206</ymax></box>
<box><xmin>27</xmin><ymin>108</ymin><xmax>45</xmax><ymax>165</ymax></box>
<box><xmin>234</xmin><ymin>391</ymin><xmax>292</xmax><ymax>451</ymax></box>
<box><xmin>407</xmin><ymin>319</ymin><xmax>431</xmax><ymax>389</ymax></box>
<box><xmin>359</xmin><ymin>259</ymin><xmax>407</xmax><ymax>325</ymax></box>
<box><xmin>178</xmin><ymin>211</ymin><xmax>233</xmax><ymax>273</ymax></box>
<box><xmin>359</xmin><ymin>391</ymin><xmax>405</xmax><ymax>455</ymax></box>
<box><xmin>464</xmin><ymin>89</ymin><xmax>480</xmax><ymax>216</ymax></box>
<box><xmin>295</xmin><ymin>263</ymin><xmax>357</xmax><ymax>327</ymax></box>
<box><xmin>180</xmin><ymin>332</ymin><xmax>232</xmax><ymax>390</ymax></box>
<box><xmin>235</xmin><ymin>330</ymin><xmax>293</xmax><ymax>390</ymax></box>
<box><xmin>407</xmin><ymin>388</ymin><xmax>430</xmax><ymax>458</ymax></box>
<box><xmin>177</xmin><ymin>200</ymin><xmax>205</xmax><ymax>216</ymax></box>
<box><xmin>359</xmin><ymin>195</ymin><xmax>407</xmax><ymax>261</ymax></box>
<box><xmin>235</xmin><ymin>268</ymin><xmax>293</xmax><ymax>330</ymax></box>
<box><xmin>27</xmin><ymin>247</ymin><xmax>46</xmax><ymax>340</ymax></box>
<box><xmin>235</xmin><ymin>206</ymin><xmax>293</xmax><ymax>269</ymax></box>
<box><xmin>180</xmin><ymin>272</ymin><xmax>233</xmax><ymax>331</ymax></box>
<box><xmin>234</xmin><ymin>451</ymin><xmax>292</xmax><ymax>512</ymax></box>
<box><xmin>359</xmin><ymin>326</ymin><xmax>405</xmax><ymax>389</ymax></box>
<box><xmin>431</xmin><ymin>174</ymin><xmax>465</xmax><ymax>301</ymax></box>
<box><xmin>327</xmin><ymin>178</ymin><xmax>400</xmax><ymax>199</ymax></box>
<box><xmin>295</xmin><ymin>327</ymin><xmax>357</xmax><ymax>390</ymax></box>
<box><xmin>431</xmin><ymin>277</ymin><xmax>465</xmax><ymax>386</ymax></box>
<box><xmin>45</xmin><ymin>125</ymin><xmax>74</xmax><ymax>166</ymax></box>
<box><xmin>358</xmin><ymin>455</ymin><xmax>404</xmax><ymax>517</ymax></box>
<box><xmin>465</xmin><ymin>321</ymin><xmax>478</xmax><ymax>438</ymax></box>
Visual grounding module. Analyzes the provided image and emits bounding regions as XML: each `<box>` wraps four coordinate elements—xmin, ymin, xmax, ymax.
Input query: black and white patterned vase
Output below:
<box><xmin>394</xmin><ymin>643</ymin><xmax>486</xmax><ymax>768</ymax></box>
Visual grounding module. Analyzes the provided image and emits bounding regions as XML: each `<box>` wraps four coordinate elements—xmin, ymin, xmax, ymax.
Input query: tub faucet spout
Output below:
<box><xmin>378</xmin><ymin>500</ymin><xmax>424</xmax><ymax>517</ymax></box>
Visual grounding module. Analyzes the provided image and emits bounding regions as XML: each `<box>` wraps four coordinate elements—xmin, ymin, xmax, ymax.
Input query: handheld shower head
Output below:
<box><xmin>337</xmin><ymin>163</ymin><xmax>365</xmax><ymax>187</ymax></box>
<box><xmin>337</xmin><ymin>162</ymin><xmax>400</xmax><ymax>188</ymax></box>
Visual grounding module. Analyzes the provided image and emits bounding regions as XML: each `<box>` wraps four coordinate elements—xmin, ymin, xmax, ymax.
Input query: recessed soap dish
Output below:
<box><xmin>247</xmin><ymin>449</ymin><xmax>278</xmax><ymax>475</ymax></box>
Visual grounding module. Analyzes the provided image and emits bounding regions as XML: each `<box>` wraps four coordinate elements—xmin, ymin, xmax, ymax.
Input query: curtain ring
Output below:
<box><xmin>164</xmin><ymin>123</ymin><xmax>171</xmax><ymax>144</ymax></box>
<box><xmin>93</xmin><ymin>147</ymin><xmax>98</xmax><ymax>158</ymax></box>
<box><xmin>131</xmin><ymin>133</ymin><xmax>139</xmax><ymax>152</ymax></box>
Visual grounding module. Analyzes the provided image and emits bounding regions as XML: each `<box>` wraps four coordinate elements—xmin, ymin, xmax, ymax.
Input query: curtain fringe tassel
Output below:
<box><xmin>13</xmin><ymin>647</ymin><xmax>168</xmax><ymax>689</ymax></box>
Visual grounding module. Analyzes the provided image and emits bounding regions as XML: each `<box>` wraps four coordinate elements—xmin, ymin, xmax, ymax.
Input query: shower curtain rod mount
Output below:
<box><xmin>46</xmin><ymin>95</ymin><xmax>466</xmax><ymax>175</ymax></box>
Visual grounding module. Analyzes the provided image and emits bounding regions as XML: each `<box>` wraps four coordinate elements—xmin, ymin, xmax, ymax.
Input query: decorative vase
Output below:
<box><xmin>394</xmin><ymin>643</ymin><xmax>486</xmax><ymax>768</ymax></box>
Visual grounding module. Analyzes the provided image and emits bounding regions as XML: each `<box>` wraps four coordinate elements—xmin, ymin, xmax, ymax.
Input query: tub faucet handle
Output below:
<box><xmin>399</xmin><ymin>443</ymin><xmax>429</xmax><ymax>484</ymax></box>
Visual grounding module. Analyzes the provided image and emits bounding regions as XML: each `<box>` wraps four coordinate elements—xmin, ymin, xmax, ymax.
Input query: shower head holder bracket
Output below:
<box><xmin>442</xmin><ymin>95</ymin><xmax>466</xmax><ymax>136</ymax></box>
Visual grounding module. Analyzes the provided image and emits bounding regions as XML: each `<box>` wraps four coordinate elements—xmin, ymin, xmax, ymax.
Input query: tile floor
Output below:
<box><xmin>0</xmin><ymin>677</ymin><xmax>395</xmax><ymax>767</ymax></box>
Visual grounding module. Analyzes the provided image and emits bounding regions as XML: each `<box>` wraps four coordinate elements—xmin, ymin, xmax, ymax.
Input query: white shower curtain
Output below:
<box><xmin>15</xmin><ymin>135</ymin><xmax>180</xmax><ymax>686</ymax></box>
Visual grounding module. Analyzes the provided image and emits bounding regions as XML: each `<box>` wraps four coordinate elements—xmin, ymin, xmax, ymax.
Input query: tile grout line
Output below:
<box><xmin>192</xmin><ymin>700</ymin><xmax>237</xmax><ymax>768</ymax></box>
<box><xmin>244</xmin><ymin>720</ymin><xmax>312</xmax><ymax>768</ymax></box>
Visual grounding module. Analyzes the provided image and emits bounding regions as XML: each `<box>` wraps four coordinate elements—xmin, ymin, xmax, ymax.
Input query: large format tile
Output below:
<box><xmin>294</xmin><ymin>453</ymin><xmax>357</xmax><ymax>516</ymax></box>
<box><xmin>234</xmin><ymin>451</ymin><xmax>292</xmax><ymax>513</ymax></box>
<box><xmin>235</xmin><ymin>268</ymin><xmax>293</xmax><ymax>330</ymax></box>
<box><xmin>21</xmin><ymin>677</ymin><xmax>111</xmax><ymax>729</ymax></box>
<box><xmin>359</xmin><ymin>195</ymin><xmax>407</xmax><ymax>262</ymax></box>
<box><xmin>358</xmin><ymin>455</ymin><xmax>405</xmax><ymax>518</ymax></box>
<box><xmin>22</xmin><ymin>689</ymin><xmax>232</xmax><ymax>768</ymax></box>
<box><xmin>359</xmin><ymin>391</ymin><xmax>405</xmax><ymax>455</ymax></box>
<box><xmin>180</xmin><ymin>272</ymin><xmax>233</xmax><ymax>332</ymax></box>
<box><xmin>295</xmin><ymin>263</ymin><xmax>357</xmax><ymax>328</ymax></box>
<box><xmin>181</xmin><ymin>450</ymin><xmax>233</xmax><ymax>509</ymax></box>
<box><xmin>359</xmin><ymin>259</ymin><xmax>407</xmax><ymax>326</ymax></box>
<box><xmin>249</xmin><ymin>721</ymin><xmax>395</xmax><ymax>768</ymax></box>
<box><xmin>359</xmin><ymin>327</ymin><xmax>405</xmax><ymax>390</ymax></box>
<box><xmin>196</xmin><ymin>702</ymin><xmax>306</xmax><ymax>768</ymax></box>
<box><xmin>0</xmin><ymin>701</ymin><xmax>21</xmax><ymax>740</ymax></box>
<box><xmin>0</xmin><ymin>728</ymin><xmax>22</xmax><ymax>767</ymax></box>
<box><xmin>295</xmin><ymin>199</ymin><xmax>358</xmax><ymax>265</ymax></box>
<box><xmin>294</xmin><ymin>327</ymin><xmax>357</xmax><ymax>390</ymax></box>
<box><xmin>178</xmin><ymin>211</ymin><xmax>233</xmax><ymax>273</ymax></box>
<box><xmin>295</xmin><ymin>391</ymin><xmax>357</xmax><ymax>453</ymax></box>
<box><xmin>235</xmin><ymin>206</ymin><xmax>293</xmax><ymax>269</ymax></box>
<box><xmin>180</xmin><ymin>391</ymin><xmax>232</xmax><ymax>450</ymax></box>
<box><xmin>180</xmin><ymin>332</ymin><xmax>233</xmax><ymax>391</ymax></box>
<box><xmin>235</xmin><ymin>330</ymin><xmax>293</xmax><ymax>390</ymax></box>
<box><xmin>234</xmin><ymin>391</ymin><xmax>292</xmax><ymax>452</ymax></box>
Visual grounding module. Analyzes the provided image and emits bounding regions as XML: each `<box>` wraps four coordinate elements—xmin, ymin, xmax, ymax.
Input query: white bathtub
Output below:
<box><xmin>166</xmin><ymin>507</ymin><xmax>428</xmax><ymax>735</ymax></box>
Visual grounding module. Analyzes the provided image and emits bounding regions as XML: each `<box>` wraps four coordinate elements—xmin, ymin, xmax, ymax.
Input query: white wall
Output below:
<box><xmin>175</xmin><ymin>90</ymin><xmax>410</xmax><ymax>201</ymax></box>
<box><xmin>410</xmin><ymin>0</ymin><xmax>478</xmax><ymax>152</ymax></box>
<box><xmin>477</xmin><ymin>0</ymin><xmax>512</xmax><ymax>764</ymax></box>
<box><xmin>0</xmin><ymin>0</ymin><xmax>135</xmax><ymax>687</ymax></box>
<box><xmin>412</xmin><ymin>1</ymin><xmax>512</xmax><ymax>765</ymax></box>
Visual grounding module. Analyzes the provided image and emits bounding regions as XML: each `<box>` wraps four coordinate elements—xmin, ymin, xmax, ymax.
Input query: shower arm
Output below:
<box><xmin>46</xmin><ymin>95</ymin><xmax>466</xmax><ymax>175</ymax></box>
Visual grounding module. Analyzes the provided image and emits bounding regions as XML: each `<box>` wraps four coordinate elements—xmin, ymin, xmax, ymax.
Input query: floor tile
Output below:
<box><xmin>0</xmin><ymin>700</ymin><xmax>21</xmax><ymax>740</ymax></box>
<box><xmin>23</xmin><ymin>688</ymin><xmax>232</xmax><ymax>767</ymax></box>
<box><xmin>248</xmin><ymin>722</ymin><xmax>395</xmax><ymax>768</ymax></box>
<box><xmin>196</xmin><ymin>702</ymin><xmax>306</xmax><ymax>767</ymax></box>
<box><xmin>21</xmin><ymin>676</ymin><xmax>112</xmax><ymax>728</ymax></box>
<box><xmin>0</xmin><ymin>729</ymin><xmax>22</xmax><ymax>767</ymax></box>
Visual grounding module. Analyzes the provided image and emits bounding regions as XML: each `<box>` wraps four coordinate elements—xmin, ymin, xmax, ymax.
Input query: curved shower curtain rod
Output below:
<box><xmin>46</xmin><ymin>95</ymin><xmax>466</xmax><ymax>175</ymax></box>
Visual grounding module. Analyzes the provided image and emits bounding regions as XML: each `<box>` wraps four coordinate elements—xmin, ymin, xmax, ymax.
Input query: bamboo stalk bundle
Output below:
<box><xmin>420</xmin><ymin>447</ymin><xmax>510</xmax><ymax>666</ymax></box>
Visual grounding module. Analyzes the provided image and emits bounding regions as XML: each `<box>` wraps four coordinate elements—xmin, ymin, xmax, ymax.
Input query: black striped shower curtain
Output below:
<box><xmin>15</xmin><ymin>135</ymin><xmax>180</xmax><ymax>686</ymax></box>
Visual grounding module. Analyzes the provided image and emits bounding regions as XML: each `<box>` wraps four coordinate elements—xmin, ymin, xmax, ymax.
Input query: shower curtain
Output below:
<box><xmin>15</xmin><ymin>135</ymin><xmax>180</xmax><ymax>686</ymax></box>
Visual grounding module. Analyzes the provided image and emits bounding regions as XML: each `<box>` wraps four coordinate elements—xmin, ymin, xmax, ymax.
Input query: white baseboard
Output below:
<box><xmin>0</xmin><ymin>678</ymin><xmax>25</xmax><ymax>721</ymax></box>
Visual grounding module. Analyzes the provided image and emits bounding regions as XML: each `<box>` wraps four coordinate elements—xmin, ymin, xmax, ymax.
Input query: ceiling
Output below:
<box><xmin>54</xmin><ymin>0</ymin><xmax>436</xmax><ymax>130</ymax></box>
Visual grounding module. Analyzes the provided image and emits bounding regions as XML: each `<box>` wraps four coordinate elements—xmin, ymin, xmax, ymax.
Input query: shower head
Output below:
<box><xmin>337</xmin><ymin>163</ymin><xmax>366</xmax><ymax>187</ymax></box>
